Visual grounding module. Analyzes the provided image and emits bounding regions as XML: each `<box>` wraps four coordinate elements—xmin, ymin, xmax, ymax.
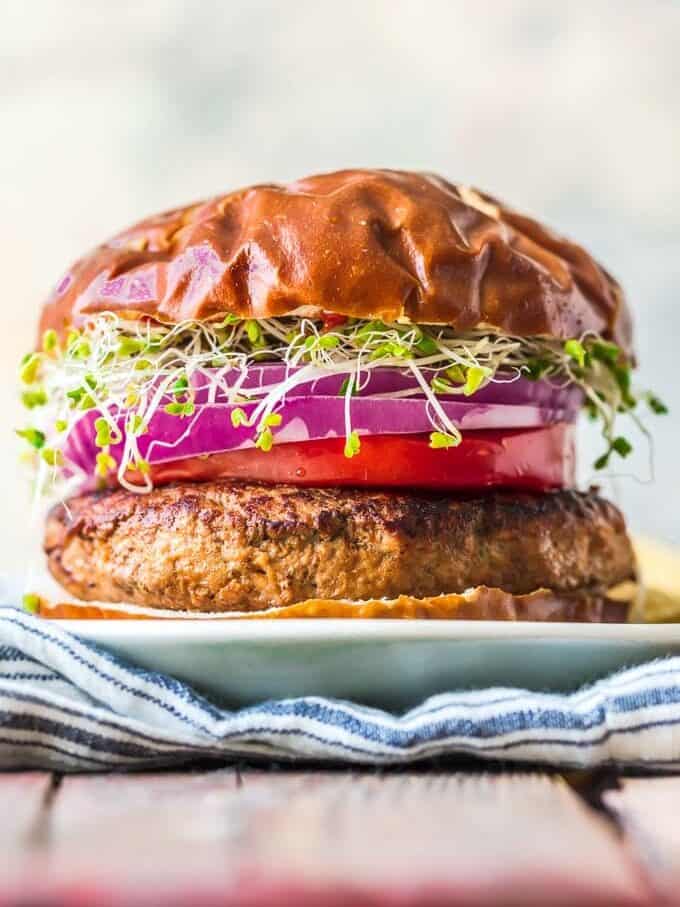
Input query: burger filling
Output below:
<box><xmin>18</xmin><ymin>314</ymin><xmax>662</xmax><ymax>495</ymax></box>
<box><xmin>16</xmin><ymin>313</ymin><xmax>664</xmax><ymax>617</ymax></box>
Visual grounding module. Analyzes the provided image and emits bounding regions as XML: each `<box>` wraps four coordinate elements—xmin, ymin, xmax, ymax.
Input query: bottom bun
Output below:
<box><xmin>35</xmin><ymin>584</ymin><xmax>634</xmax><ymax>622</ymax></box>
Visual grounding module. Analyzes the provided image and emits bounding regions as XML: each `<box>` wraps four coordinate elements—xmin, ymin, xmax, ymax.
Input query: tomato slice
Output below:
<box><xmin>321</xmin><ymin>312</ymin><xmax>349</xmax><ymax>331</ymax></box>
<box><xmin>140</xmin><ymin>424</ymin><xmax>574</xmax><ymax>492</ymax></box>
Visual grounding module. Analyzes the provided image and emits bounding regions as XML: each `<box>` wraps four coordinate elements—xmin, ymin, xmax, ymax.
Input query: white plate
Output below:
<box><xmin>63</xmin><ymin>619</ymin><xmax>680</xmax><ymax>710</ymax></box>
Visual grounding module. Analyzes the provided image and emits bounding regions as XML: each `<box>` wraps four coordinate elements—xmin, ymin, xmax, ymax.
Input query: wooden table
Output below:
<box><xmin>2</xmin><ymin>765</ymin><xmax>679</xmax><ymax>906</ymax></box>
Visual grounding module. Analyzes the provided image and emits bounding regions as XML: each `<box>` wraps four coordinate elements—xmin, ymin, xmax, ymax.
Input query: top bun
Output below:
<box><xmin>39</xmin><ymin>169</ymin><xmax>632</xmax><ymax>355</ymax></box>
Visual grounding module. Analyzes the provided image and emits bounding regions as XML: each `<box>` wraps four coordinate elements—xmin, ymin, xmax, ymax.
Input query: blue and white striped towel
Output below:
<box><xmin>1</xmin><ymin>606</ymin><xmax>680</xmax><ymax>772</ymax></box>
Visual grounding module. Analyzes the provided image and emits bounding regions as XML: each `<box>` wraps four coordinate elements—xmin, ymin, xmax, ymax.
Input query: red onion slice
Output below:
<box><xmin>190</xmin><ymin>365</ymin><xmax>583</xmax><ymax>409</ymax></box>
<box><xmin>64</xmin><ymin>395</ymin><xmax>581</xmax><ymax>478</ymax></box>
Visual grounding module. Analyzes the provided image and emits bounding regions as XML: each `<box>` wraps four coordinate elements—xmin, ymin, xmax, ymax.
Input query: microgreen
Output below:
<box><xmin>22</xmin><ymin>593</ymin><xmax>40</xmax><ymax>615</ymax></box>
<box><xmin>416</xmin><ymin>335</ymin><xmax>439</xmax><ymax>356</ymax></box>
<box><xmin>95</xmin><ymin>450</ymin><xmax>116</xmax><ymax>477</ymax></box>
<box><xmin>218</xmin><ymin>313</ymin><xmax>241</xmax><ymax>327</ymax></box>
<box><xmin>126</xmin><ymin>414</ymin><xmax>147</xmax><ymax>436</ymax></box>
<box><xmin>246</xmin><ymin>320</ymin><xmax>263</xmax><ymax>347</ymax></box>
<box><xmin>370</xmin><ymin>341</ymin><xmax>410</xmax><ymax>361</ymax></box>
<box><xmin>463</xmin><ymin>365</ymin><xmax>491</xmax><ymax>397</ymax></box>
<box><xmin>20</xmin><ymin>353</ymin><xmax>42</xmax><ymax>385</ymax></box>
<box><xmin>16</xmin><ymin>428</ymin><xmax>45</xmax><ymax>449</ymax></box>
<box><xmin>171</xmin><ymin>376</ymin><xmax>189</xmax><ymax>395</ymax></box>
<box><xmin>230</xmin><ymin>408</ymin><xmax>249</xmax><ymax>427</ymax></box>
<box><xmin>21</xmin><ymin>389</ymin><xmax>48</xmax><ymax>409</ymax></box>
<box><xmin>163</xmin><ymin>401</ymin><xmax>194</xmax><ymax>417</ymax></box>
<box><xmin>42</xmin><ymin>329</ymin><xmax>58</xmax><ymax>354</ymax></box>
<box><xmin>646</xmin><ymin>394</ymin><xmax>668</xmax><ymax>415</ymax></box>
<box><xmin>431</xmin><ymin>376</ymin><xmax>454</xmax><ymax>395</ymax></box>
<box><xmin>344</xmin><ymin>430</ymin><xmax>361</xmax><ymax>459</ymax></box>
<box><xmin>66</xmin><ymin>329</ymin><xmax>80</xmax><ymax>348</ymax></box>
<box><xmin>594</xmin><ymin>435</ymin><xmax>634</xmax><ymax>470</ymax></box>
<box><xmin>612</xmin><ymin>436</ymin><xmax>633</xmax><ymax>457</ymax></box>
<box><xmin>41</xmin><ymin>447</ymin><xmax>63</xmax><ymax>467</ymax></box>
<box><xmin>70</xmin><ymin>338</ymin><xmax>91</xmax><ymax>359</ymax></box>
<box><xmin>117</xmin><ymin>336</ymin><xmax>146</xmax><ymax>357</ymax></box>
<box><xmin>429</xmin><ymin>431</ymin><xmax>460</xmax><ymax>449</ymax></box>
<box><xmin>17</xmin><ymin>310</ymin><xmax>665</xmax><ymax>496</ymax></box>
<box><xmin>564</xmin><ymin>339</ymin><xmax>587</xmax><ymax>368</ymax></box>
<box><xmin>445</xmin><ymin>365</ymin><xmax>466</xmax><ymax>384</ymax></box>
<box><xmin>591</xmin><ymin>340</ymin><xmax>620</xmax><ymax>365</ymax></box>
<box><xmin>94</xmin><ymin>417</ymin><xmax>111</xmax><ymax>447</ymax></box>
<box><xmin>338</xmin><ymin>377</ymin><xmax>359</xmax><ymax>396</ymax></box>
<box><xmin>524</xmin><ymin>358</ymin><xmax>551</xmax><ymax>381</ymax></box>
<box><xmin>255</xmin><ymin>427</ymin><xmax>274</xmax><ymax>452</ymax></box>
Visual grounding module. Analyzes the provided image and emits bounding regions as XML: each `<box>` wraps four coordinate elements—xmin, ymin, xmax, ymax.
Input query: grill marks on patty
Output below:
<box><xmin>44</xmin><ymin>482</ymin><xmax>637</xmax><ymax>613</ymax></box>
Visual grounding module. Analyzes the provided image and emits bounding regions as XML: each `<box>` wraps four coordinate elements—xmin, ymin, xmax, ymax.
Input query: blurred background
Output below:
<box><xmin>1</xmin><ymin>0</ymin><xmax>678</xmax><ymax>576</ymax></box>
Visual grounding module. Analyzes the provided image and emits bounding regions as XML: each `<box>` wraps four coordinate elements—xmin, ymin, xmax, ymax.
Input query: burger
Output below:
<box><xmin>17</xmin><ymin>169</ymin><xmax>665</xmax><ymax>621</ymax></box>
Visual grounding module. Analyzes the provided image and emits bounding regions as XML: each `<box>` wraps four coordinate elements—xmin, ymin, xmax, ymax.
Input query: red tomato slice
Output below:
<box><xmin>321</xmin><ymin>312</ymin><xmax>349</xmax><ymax>331</ymax></box>
<box><xmin>141</xmin><ymin>424</ymin><xmax>574</xmax><ymax>492</ymax></box>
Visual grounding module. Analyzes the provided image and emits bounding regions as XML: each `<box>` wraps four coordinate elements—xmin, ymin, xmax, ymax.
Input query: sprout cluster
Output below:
<box><xmin>17</xmin><ymin>313</ymin><xmax>665</xmax><ymax>496</ymax></box>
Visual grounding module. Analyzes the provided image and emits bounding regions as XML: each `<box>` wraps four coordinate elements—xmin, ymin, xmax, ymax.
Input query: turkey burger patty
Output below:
<box><xmin>45</xmin><ymin>482</ymin><xmax>636</xmax><ymax>613</ymax></box>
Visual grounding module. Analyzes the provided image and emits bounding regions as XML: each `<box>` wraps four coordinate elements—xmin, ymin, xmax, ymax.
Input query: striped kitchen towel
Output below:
<box><xmin>2</xmin><ymin>606</ymin><xmax>680</xmax><ymax>772</ymax></box>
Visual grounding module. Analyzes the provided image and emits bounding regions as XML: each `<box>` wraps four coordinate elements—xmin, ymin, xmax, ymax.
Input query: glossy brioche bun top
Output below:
<box><xmin>39</xmin><ymin>168</ymin><xmax>633</xmax><ymax>355</ymax></box>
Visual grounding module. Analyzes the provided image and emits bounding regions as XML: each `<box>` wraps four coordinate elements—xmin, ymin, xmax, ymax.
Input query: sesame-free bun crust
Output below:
<box><xmin>39</xmin><ymin>169</ymin><xmax>632</xmax><ymax>354</ymax></box>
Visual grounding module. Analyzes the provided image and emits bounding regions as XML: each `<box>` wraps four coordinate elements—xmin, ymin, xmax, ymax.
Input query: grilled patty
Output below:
<box><xmin>44</xmin><ymin>482</ymin><xmax>636</xmax><ymax>612</ymax></box>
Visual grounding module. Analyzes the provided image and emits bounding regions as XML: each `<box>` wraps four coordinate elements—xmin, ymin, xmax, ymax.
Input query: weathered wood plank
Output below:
<box><xmin>35</xmin><ymin>768</ymin><xmax>243</xmax><ymax>904</ymax></box>
<box><xmin>2</xmin><ymin>770</ymin><xmax>652</xmax><ymax>906</ymax></box>
<box><xmin>606</xmin><ymin>777</ymin><xmax>680</xmax><ymax>905</ymax></box>
<box><xmin>0</xmin><ymin>771</ymin><xmax>54</xmax><ymax>844</ymax></box>
<box><xmin>235</xmin><ymin>772</ymin><xmax>650</xmax><ymax>906</ymax></box>
<box><xmin>0</xmin><ymin>772</ymin><xmax>57</xmax><ymax>893</ymax></box>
